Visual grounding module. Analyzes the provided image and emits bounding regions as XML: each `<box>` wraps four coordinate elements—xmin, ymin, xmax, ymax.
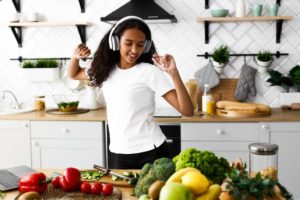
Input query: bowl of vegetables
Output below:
<box><xmin>53</xmin><ymin>94</ymin><xmax>80</xmax><ymax>112</ymax></box>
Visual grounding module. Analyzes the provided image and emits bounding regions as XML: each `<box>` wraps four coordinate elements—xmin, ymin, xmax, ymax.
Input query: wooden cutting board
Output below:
<box><xmin>216</xmin><ymin>109</ymin><xmax>271</xmax><ymax>118</ymax></box>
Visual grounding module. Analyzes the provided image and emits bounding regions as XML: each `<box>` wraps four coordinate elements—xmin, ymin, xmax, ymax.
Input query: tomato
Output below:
<box><xmin>90</xmin><ymin>182</ymin><xmax>103</xmax><ymax>195</ymax></box>
<box><xmin>52</xmin><ymin>176</ymin><xmax>60</xmax><ymax>188</ymax></box>
<box><xmin>80</xmin><ymin>181</ymin><xmax>91</xmax><ymax>194</ymax></box>
<box><xmin>102</xmin><ymin>183</ymin><xmax>113</xmax><ymax>196</ymax></box>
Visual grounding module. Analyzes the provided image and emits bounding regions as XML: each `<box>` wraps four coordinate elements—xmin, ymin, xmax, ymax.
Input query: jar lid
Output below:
<box><xmin>249</xmin><ymin>143</ymin><xmax>278</xmax><ymax>155</ymax></box>
<box><xmin>35</xmin><ymin>95</ymin><xmax>45</xmax><ymax>98</ymax></box>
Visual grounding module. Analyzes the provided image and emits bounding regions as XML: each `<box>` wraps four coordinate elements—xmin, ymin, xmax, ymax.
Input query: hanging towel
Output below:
<box><xmin>194</xmin><ymin>61</ymin><xmax>220</xmax><ymax>91</ymax></box>
<box><xmin>235</xmin><ymin>64</ymin><xmax>257</xmax><ymax>101</ymax></box>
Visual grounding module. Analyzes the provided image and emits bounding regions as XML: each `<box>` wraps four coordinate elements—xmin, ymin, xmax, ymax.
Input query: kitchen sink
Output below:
<box><xmin>0</xmin><ymin>106</ymin><xmax>35</xmax><ymax>115</ymax></box>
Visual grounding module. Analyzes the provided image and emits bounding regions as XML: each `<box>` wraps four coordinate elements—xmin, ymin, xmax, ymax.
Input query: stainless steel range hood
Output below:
<box><xmin>100</xmin><ymin>0</ymin><xmax>177</xmax><ymax>24</ymax></box>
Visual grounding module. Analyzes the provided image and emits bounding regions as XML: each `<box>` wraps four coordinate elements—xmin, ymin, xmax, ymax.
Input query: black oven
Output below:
<box><xmin>105</xmin><ymin>123</ymin><xmax>181</xmax><ymax>168</ymax></box>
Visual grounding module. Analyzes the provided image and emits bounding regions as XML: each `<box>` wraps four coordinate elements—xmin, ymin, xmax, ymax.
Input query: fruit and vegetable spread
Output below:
<box><xmin>135</xmin><ymin>148</ymin><xmax>294</xmax><ymax>200</ymax></box>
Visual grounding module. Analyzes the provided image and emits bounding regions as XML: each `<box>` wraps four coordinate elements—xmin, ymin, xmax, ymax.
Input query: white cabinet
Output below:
<box><xmin>30</xmin><ymin>121</ymin><xmax>104</xmax><ymax>169</ymax></box>
<box><xmin>0</xmin><ymin>120</ymin><xmax>31</xmax><ymax>168</ymax></box>
<box><xmin>260</xmin><ymin>122</ymin><xmax>300</xmax><ymax>199</ymax></box>
<box><xmin>181</xmin><ymin>123</ymin><xmax>261</xmax><ymax>163</ymax></box>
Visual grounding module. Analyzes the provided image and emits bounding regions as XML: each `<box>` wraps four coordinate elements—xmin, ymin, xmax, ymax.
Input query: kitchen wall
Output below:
<box><xmin>0</xmin><ymin>0</ymin><xmax>299</xmax><ymax>108</ymax></box>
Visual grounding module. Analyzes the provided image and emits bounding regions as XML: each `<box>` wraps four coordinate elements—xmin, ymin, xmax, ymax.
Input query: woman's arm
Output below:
<box><xmin>68</xmin><ymin>44</ymin><xmax>91</xmax><ymax>80</ymax></box>
<box><xmin>152</xmin><ymin>54</ymin><xmax>194</xmax><ymax>117</ymax></box>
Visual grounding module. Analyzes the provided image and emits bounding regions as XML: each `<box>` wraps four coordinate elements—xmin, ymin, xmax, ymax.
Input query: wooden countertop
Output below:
<box><xmin>4</xmin><ymin>169</ymin><xmax>137</xmax><ymax>200</ymax></box>
<box><xmin>0</xmin><ymin>108</ymin><xmax>300</xmax><ymax>122</ymax></box>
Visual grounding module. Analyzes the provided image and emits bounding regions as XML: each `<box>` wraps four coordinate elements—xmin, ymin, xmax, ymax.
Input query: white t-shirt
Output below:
<box><xmin>102</xmin><ymin>62</ymin><xmax>174</xmax><ymax>154</ymax></box>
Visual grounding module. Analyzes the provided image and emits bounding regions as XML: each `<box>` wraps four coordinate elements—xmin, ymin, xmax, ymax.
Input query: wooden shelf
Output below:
<box><xmin>197</xmin><ymin>16</ymin><xmax>293</xmax><ymax>44</ymax></box>
<box><xmin>8</xmin><ymin>22</ymin><xmax>90</xmax><ymax>47</ymax></box>
<box><xmin>11</xmin><ymin>0</ymin><xmax>85</xmax><ymax>13</ymax></box>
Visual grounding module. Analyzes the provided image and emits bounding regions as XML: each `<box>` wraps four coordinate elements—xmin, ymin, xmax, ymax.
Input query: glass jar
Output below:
<box><xmin>249</xmin><ymin>143</ymin><xmax>278</xmax><ymax>179</ymax></box>
<box><xmin>34</xmin><ymin>95</ymin><xmax>45</xmax><ymax>111</ymax></box>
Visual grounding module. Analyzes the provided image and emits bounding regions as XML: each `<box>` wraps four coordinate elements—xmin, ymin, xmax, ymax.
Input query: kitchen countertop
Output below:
<box><xmin>3</xmin><ymin>169</ymin><xmax>137</xmax><ymax>200</ymax></box>
<box><xmin>0</xmin><ymin>108</ymin><xmax>300</xmax><ymax>122</ymax></box>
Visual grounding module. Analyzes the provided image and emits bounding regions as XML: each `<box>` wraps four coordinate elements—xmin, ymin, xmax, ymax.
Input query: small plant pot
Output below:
<box><xmin>257</xmin><ymin>65</ymin><xmax>268</xmax><ymax>74</ymax></box>
<box><xmin>255</xmin><ymin>57</ymin><xmax>272</xmax><ymax>67</ymax></box>
<box><xmin>22</xmin><ymin>68</ymin><xmax>60</xmax><ymax>82</ymax></box>
<box><xmin>212</xmin><ymin>60</ymin><xmax>225</xmax><ymax>74</ymax></box>
<box><xmin>280</xmin><ymin>92</ymin><xmax>300</xmax><ymax>107</ymax></box>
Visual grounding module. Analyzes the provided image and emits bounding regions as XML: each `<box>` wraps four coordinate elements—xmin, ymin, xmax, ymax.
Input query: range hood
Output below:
<box><xmin>100</xmin><ymin>0</ymin><xmax>177</xmax><ymax>24</ymax></box>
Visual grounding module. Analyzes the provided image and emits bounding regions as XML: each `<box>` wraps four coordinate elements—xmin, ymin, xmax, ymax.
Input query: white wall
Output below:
<box><xmin>0</xmin><ymin>0</ymin><xmax>299</xmax><ymax>108</ymax></box>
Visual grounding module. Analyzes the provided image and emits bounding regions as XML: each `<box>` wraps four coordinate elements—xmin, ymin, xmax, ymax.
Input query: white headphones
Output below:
<box><xmin>108</xmin><ymin>16</ymin><xmax>152</xmax><ymax>53</ymax></box>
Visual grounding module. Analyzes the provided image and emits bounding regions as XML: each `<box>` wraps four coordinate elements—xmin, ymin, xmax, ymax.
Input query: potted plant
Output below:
<box><xmin>211</xmin><ymin>45</ymin><xmax>230</xmax><ymax>73</ymax></box>
<box><xmin>267</xmin><ymin>65</ymin><xmax>300</xmax><ymax>107</ymax></box>
<box><xmin>255</xmin><ymin>50</ymin><xmax>273</xmax><ymax>73</ymax></box>
<box><xmin>21</xmin><ymin>59</ymin><xmax>60</xmax><ymax>82</ymax></box>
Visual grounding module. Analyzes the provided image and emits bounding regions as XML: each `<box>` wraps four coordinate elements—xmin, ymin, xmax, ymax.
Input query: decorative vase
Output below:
<box><xmin>235</xmin><ymin>0</ymin><xmax>246</xmax><ymax>17</ymax></box>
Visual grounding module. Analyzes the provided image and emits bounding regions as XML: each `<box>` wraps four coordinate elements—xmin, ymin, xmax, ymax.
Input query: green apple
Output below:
<box><xmin>159</xmin><ymin>182</ymin><xmax>194</xmax><ymax>200</ymax></box>
<box><xmin>138</xmin><ymin>194</ymin><xmax>150</xmax><ymax>200</ymax></box>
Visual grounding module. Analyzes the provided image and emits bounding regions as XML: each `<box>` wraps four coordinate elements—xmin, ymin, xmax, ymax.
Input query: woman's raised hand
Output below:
<box><xmin>73</xmin><ymin>44</ymin><xmax>91</xmax><ymax>59</ymax></box>
<box><xmin>152</xmin><ymin>54</ymin><xmax>178</xmax><ymax>75</ymax></box>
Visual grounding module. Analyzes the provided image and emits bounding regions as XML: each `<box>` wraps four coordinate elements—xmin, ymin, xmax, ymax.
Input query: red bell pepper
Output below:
<box><xmin>18</xmin><ymin>172</ymin><xmax>48</xmax><ymax>194</ymax></box>
<box><xmin>59</xmin><ymin>167</ymin><xmax>81</xmax><ymax>191</ymax></box>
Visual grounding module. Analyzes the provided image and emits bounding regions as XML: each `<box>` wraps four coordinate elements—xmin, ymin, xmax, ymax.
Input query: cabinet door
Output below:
<box><xmin>30</xmin><ymin>121</ymin><xmax>104</xmax><ymax>169</ymax></box>
<box><xmin>0</xmin><ymin>120</ymin><xmax>31</xmax><ymax>168</ymax></box>
<box><xmin>264</xmin><ymin>122</ymin><xmax>300</xmax><ymax>199</ymax></box>
<box><xmin>31</xmin><ymin>139</ymin><xmax>103</xmax><ymax>169</ymax></box>
<box><xmin>181</xmin><ymin>123</ymin><xmax>260</xmax><ymax>163</ymax></box>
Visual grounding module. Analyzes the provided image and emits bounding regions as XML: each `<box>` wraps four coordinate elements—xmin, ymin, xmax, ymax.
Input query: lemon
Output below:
<box><xmin>181</xmin><ymin>171</ymin><xmax>209</xmax><ymax>195</ymax></box>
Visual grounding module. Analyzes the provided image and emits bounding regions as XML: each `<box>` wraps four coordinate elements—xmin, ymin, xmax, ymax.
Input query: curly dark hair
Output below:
<box><xmin>88</xmin><ymin>19</ymin><xmax>157</xmax><ymax>87</ymax></box>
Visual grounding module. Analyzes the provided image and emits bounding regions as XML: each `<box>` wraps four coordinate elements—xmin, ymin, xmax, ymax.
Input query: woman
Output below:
<box><xmin>68</xmin><ymin>16</ymin><xmax>193</xmax><ymax>169</ymax></box>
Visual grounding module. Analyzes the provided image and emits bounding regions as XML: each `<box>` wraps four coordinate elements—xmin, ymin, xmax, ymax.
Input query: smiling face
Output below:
<box><xmin>119</xmin><ymin>28</ymin><xmax>146</xmax><ymax>69</ymax></box>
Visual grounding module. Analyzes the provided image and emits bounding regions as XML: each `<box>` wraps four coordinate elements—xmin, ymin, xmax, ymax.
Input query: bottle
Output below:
<box><xmin>249</xmin><ymin>143</ymin><xmax>278</xmax><ymax>179</ymax></box>
<box><xmin>34</xmin><ymin>95</ymin><xmax>45</xmax><ymax>111</ymax></box>
<box><xmin>202</xmin><ymin>84</ymin><xmax>212</xmax><ymax>114</ymax></box>
<box><xmin>235</xmin><ymin>0</ymin><xmax>245</xmax><ymax>17</ymax></box>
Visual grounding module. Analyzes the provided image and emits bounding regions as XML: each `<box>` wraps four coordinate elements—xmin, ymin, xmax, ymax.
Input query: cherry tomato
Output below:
<box><xmin>80</xmin><ymin>181</ymin><xmax>91</xmax><ymax>194</ymax></box>
<box><xmin>52</xmin><ymin>176</ymin><xmax>60</xmax><ymax>188</ymax></box>
<box><xmin>102</xmin><ymin>183</ymin><xmax>113</xmax><ymax>196</ymax></box>
<box><xmin>90</xmin><ymin>182</ymin><xmax>103</xmax><ymax>195</ymax></box>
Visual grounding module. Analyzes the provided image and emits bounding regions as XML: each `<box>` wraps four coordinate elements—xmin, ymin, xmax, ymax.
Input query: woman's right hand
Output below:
<box><xmin>73</xmin><ymin>44</ymin><xmax>91</xmax><ymax>59</ymax></box>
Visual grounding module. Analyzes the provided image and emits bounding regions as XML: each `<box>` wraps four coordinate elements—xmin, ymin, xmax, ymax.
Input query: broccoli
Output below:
<box><xmin>172</xmin><ymin>148</ymin><xmax>230</xmax><ymax>184</ymax></box>
<box><xmin>134</xmin><ymin>157</ymin><xmax>175</xmax><ymax>198</ymax></box>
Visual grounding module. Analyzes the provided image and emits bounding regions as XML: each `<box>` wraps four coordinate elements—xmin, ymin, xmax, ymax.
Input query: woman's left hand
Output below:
<box><xmin>152</xmin><ymin>54</ymin><xmax>178</xmax><ymax>75</ymax></box>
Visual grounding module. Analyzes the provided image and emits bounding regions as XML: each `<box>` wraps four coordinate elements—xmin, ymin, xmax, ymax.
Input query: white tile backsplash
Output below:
<box><xmin>0</xmin><ymin>0</ymin><xmax>299</xmax><ymax>108</ymax></box>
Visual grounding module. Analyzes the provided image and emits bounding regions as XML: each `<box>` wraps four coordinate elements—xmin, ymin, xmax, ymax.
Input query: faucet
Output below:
<box><xmin>1</xmin><ymin>90</ymin><xmax>22</xmax><ymax>109</ymax></box>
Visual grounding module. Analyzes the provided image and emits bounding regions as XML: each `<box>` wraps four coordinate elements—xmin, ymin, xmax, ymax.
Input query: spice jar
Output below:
<box><xmin>249</xmin><ymin>143</ymin><xmax>278</xmax><ymax>179</ymax></box>
<box><xmin>34</xmin><ymin>95</ymin><xmax>45</xmax><ymax>111</ymax></box>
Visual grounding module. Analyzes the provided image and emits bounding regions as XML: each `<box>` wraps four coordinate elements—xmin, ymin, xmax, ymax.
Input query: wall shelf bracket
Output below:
<box><xmin>204</xmin><ymin>21</ymin><xmax>210</xmax><ymax>44</ymax></box>
<box><xmin>205</xmin><ymin>0</ymin><xmax>209</xmax><ymax>9</ymax></box>
<box><xmin>76</xmin><ymin>25</ymin><xmax>86</xmax><ymax>44</ymax></box>
<box><xmin>276</xmin><ymin>19</ymin><xmax>283</xmax><ymax>43</ymax></box>
<box><xmin>10</xmin><ymin>26</ymin><xmax>22</xmax><ymax>47</ymax></box>
<box><xmin>78</xmin><ymin>0</ymin><xmax>85</xmax><ymax>13</ymax></box>
<box><xmin>12</xmin><ymin>0</ymin><xmax>21</xmax><ymax>12</ymax></box>
<box><xmin>277</xmin><ymin>0</ymin><xmax>281</xmax><ymax>6</ymax></box>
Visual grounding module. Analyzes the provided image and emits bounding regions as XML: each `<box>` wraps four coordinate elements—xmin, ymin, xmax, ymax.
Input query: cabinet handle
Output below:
<box><xmin>22</xmin><ymin>122</ymin><xmax>29</xmax><ymax>128</ymax></box>
<box><xmin>62</xmin><ymin>128</ymin><xmax>70</xmax><ymax>134</ymax></box>
<box><xmin>166</xmin><ymin>139</ymin><xmax>173</xmax><ymax>144</ymax></box>
<box><xmin>261</xmin><ymin>124</ymin><xmax>269</xmax><ymax>130</ymax></box>
<box><xmin>216</xmin><ymin>129</ymin><xmax>224</xmax><ymax>135</ymax></box>
<box><xmin>32</xmin><ymin>141</ymin><xmax>39</xmax><ymax>146</ymax></box>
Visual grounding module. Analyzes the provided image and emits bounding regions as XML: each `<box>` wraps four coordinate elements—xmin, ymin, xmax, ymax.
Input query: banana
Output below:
<box><xmin>166</xmin><ymin>167</ymin><xmax>200</xmax><ymax>184</ymax></box>
<box><xmin>196</xmin><ymin>184</ymin><xmax>221</xmax><ymax>200</ymax></box>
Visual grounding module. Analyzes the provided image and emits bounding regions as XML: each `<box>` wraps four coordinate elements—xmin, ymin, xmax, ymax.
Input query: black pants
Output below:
<box><xmin>108</xmin><ymin>141</ymin><xmax>170</xmax><ymax>169</ymax></box>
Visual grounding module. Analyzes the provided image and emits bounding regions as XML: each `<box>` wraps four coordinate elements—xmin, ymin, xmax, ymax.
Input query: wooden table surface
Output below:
<box><xmin>3</xmin><ymin>169</ymin><xmax>138</xmax><ymax>200</ymax></box>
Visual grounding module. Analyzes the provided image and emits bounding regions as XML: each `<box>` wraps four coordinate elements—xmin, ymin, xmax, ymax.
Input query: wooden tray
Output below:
<box><xmin>46</xmin><ymin>108</ymin><xmax>89</xmax><ymax>115</ymax></box>
<box><xmin>216</xmin><ymin>109</ymin><xmax>271</xmax><ymax>118</ymax></box>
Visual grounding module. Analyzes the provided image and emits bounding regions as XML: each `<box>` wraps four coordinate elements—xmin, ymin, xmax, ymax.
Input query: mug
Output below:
<box><xmin>28</xmin><ymin>12</ymin><xmax>39</xmax><ymax>22</ymax></box>
<box><xmin>252</xmin><ymin>4</ymin><xmax>263</xmax><ymax>16</ymax></box>
<box><xmin>269</xmin><ymin>4</ymin><xmax>279</xmax><ymax>16</ymax></box>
